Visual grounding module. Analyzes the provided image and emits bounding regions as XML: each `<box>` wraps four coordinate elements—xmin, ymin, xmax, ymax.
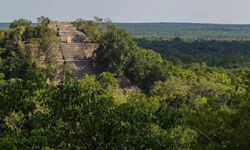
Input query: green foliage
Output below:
<box><xmin>73</xmin><ymin>17</ymin><xmax>104</xmax><ymax>42</ymax></box>
<box><xmin>126</xmin><ymin>48</ymin><xmax>165</xmax><ymax>89</ymax></box>
<box><xmin>9</xmin><ymin>18</ymin><xmax>32</xmax><ymax>29</ymax></box>
<box><xmin>0</xmin><ymin>136</ymin><xmax>17</xmax><ymax>150</ymax></box>
<box><xmin>136</xmin><ymin>38</ymin><xmax>250</xmax><ymax>67</ymax></box>
<box><xmin>96</xmin><ymin>25</ymin><xmax>169</xmax><ymax>90</ymax></box>
<box><xmin>0</xmin><ymin>24</ymin><xmax>58</xmax><ymax>79</ymax></box>
<box><xmin>0</xmin><ymin>73</ymin><xmax>200</xmax><ymax>149</ymax></box>
<box><xmin>17</xmin><ymin>75</ymin><xmax>193</xmax><ymax>149</ymax></box>
<box><xmin>98</xmin><ymin>72</ymin><xmax>119</xmax><ymax>89</ymax></box>
<box><xmin>0</xmin><ymin>30</ymin><xmax>4</xmax><ymax>43</ymax></box>
<box><xmin>117</xmin><ymin>22</ymin><xmax>250</xmax><ymax>41</ymax></box>
<box><xmin>96</xmin><ymin>25</ymin><xmax>137</xmax><ymax>76</ymax></box>
<box><xmin>37</xmin><ymin>16</ymin><xmax>51</xmax><ymax>26</ymax></box>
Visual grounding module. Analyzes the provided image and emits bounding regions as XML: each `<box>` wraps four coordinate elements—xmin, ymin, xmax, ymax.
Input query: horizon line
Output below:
<box><xmin>1</xmin><ymin>21</ymin><xmax>250</xmax><ymax>26</ymax></box>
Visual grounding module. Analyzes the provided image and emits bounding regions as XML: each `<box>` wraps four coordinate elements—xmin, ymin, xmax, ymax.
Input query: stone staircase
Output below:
<box><xmin>48</xmin><ymin>22</ymin><xmax>99</xmax><ymax>80</ymax></box>
<box><xmin>61</xmin><ymin>43</ymin><xmax>86</xmax><ymax>60</ymax></box>
<box><xmin>66</xmin><ymin>60</ymin><xmax>97</xmax><ymax>79</ymax></box>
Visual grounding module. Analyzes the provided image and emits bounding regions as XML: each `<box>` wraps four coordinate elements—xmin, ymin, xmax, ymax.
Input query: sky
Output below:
<box><xmin>1</xmin><ymin>0</ymin><xmax>250</xmax><ymax>24</ymax></box>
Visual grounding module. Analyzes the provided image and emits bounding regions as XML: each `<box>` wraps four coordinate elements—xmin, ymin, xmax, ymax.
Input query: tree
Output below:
<box><xmin>1</xmin><ymin>25</ymin><xmax>58</xmax><ymax>79</ymax></box>
<box><xmin>126</xmin><ymin>48</ymin><xmax>164</xmax><ymax>89</ymax></box>
<box><xmin>73</xmin><ymin>18</ymin><xmax>103</xmax><ymax>42</ymax></box>
<box><xmin>10</xmin><ymin>18</ymin><xmax>32</xmax><ymax>29</ymax></box>
<box><xmin>37</xmin><ymin>16</ymin><xmax>51</xmax><ymax>26</ymax></box>
<box><xmin>96</xmin><ymin>25</ymin><xmax>137</xmax><ymax>76</ymax></box>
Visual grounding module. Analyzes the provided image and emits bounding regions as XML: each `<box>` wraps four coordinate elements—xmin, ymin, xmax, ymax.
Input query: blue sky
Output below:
<box><xmin>1</xmin><ymin>0</ymin><xmax>250</xmax><ymax>24</ymax></box>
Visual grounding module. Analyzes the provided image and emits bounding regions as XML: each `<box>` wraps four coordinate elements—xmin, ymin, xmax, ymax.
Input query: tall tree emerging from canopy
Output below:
<box><xmin>96</xmin><ymin>24</ymin><xmax>167</xmax><ymax>90</ymax></box>
<box><xmin>37</xmin><ymin>16</ymin><xmax>51</xmax><ymax>26</ymax></box>
<box><xmin>96</xmin><ymin>25</ymin><xmax>137</xmax><ymax>76</ymax></box>
<box><xmin>9</xmin><ymin>18</ymin><xmax>32</xmax><ymax>29</ymax></box>
<box><xmin>73</xmin><ymin>17</ymin><xmax>104</xmax><ymax>42</ymax></box>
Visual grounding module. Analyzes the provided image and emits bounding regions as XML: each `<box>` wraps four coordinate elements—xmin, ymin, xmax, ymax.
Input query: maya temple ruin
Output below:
<box><xmin>48</xmin><ymin>22</ymin><xmax>99</xmax><ymax>80</ymax></box>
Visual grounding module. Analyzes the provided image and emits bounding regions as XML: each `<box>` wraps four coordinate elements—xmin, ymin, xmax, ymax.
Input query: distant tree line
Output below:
<box><xmin>136</xmin><ymin>38</ymin><xmax>250</xmax><ymax>68</ymax></box>
<box><xmin>117</xmin><ymin>23</ymin><xmax>250</xmax><ymax>41</ymax></box>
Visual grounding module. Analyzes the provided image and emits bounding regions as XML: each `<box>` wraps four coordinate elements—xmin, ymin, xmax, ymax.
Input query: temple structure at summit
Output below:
<box><xmin>48</xmin><ymin>22</ymin><xmax>99</xmax><ymax>80</ymax></box>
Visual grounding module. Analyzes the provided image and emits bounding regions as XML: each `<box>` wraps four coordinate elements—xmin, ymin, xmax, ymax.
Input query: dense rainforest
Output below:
<box><xmin>116</xmin><ymin>23</ymin><xmax>250</xmax><ymax>41</ymax></box>
<box><xmin>136</xmin><ymin>38</ymin><xmax>250</xmax><ymax>67</ymax></box>
<box><xmin>0</xmin><ymin>17</ymin><xmax>250</xmax><ymax>149</ymax></box>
